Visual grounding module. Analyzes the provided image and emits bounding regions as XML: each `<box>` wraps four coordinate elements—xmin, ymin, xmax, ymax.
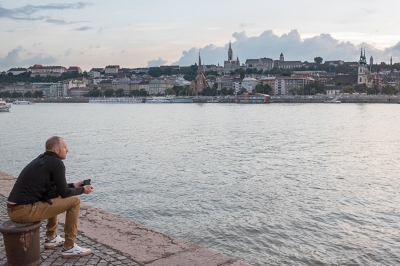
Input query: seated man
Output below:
<box><xmin>7</xmin><ymin>136</ymin><xmax>94</xmax><ymax>258</ymax></box>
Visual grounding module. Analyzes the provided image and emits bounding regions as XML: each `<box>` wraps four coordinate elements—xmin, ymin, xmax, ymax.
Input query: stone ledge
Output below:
<box><xmin>0</xmin><ymin>171</ymin><xmax>251</xmax><ymax>265</ymax></box>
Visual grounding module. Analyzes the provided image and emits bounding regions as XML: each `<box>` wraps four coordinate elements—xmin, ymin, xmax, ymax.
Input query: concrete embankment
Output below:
<box><xmin>0</xmin><ymin>171</ymin><xmax>250</xmax><ymax>266</ymax></box>
<box><xmin>271</xmin><ymin>95</ymin><xmax>399</xmax><ymax>103</ymax></box>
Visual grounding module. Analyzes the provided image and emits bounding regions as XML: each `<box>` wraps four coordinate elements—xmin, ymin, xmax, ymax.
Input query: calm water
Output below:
<box><xmin>1</xmin><ymin>103</ymin><xmax>399</xmax><ymax>265</ymax></box>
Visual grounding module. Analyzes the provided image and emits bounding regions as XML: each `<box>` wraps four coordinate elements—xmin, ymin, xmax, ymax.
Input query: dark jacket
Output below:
<box><xmin>8</xmin><ymin>151</ymin><xmax>84</xmax><ymax>205</ymax></box>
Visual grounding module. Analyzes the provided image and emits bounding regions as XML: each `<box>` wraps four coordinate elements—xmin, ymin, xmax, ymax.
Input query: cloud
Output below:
<box><xmin>0</xmin><ymin>2</ymin><xmax>92</xmax><ymax>22</ymax></box>
<box><xmin>147</xmin><ymin>58</ymin><xmax>167</xmax><ymax>67</ymax></box>
<box><xmin>0</xmin><ymin>46</ymin><xmax>57</xmax><ymax>69</ymax></box>
<box><xmin>45</xmin><ymin>18</ymin><xmax>68</xmax><ymax>25</ymax></box>
<box><xmin>65</xmin><ymin>49</ymin><xmax>72</xmax><ymax>56</ymax></box>
<box><xmin>232</xmin><ymin>31</ymin><xmax>248</xmax><ymax>42</ymax></box>
<box><xmin>75</xmin><ymin>26</ymin><xmax>93</xmax><ymax>31</ymax></box>
<box><xmin>172</xmin><ymin>30</ymin><xmax>398</xmax><ymax>66</ymax></box>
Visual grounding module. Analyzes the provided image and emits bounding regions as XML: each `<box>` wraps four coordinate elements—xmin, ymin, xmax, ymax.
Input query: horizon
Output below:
<box><xmin>1</xmin><ymin>1</ymin><xmax>400</xmax><ymax>71</ymax></box>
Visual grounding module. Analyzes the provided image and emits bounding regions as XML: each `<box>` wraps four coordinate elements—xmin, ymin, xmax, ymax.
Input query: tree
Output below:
<box><xmin>103</xmin><ymin>89</ymin><xmax>114</xmax><ymax>97</ymax></box>
<box><xmin>381</xmin><ymin>85</ymin><xmax>397</xmax><ymax>95</ymax></box>
<box><xmin>341</xmin><ymin>85</ymin><xmax>354</xmax><ymax>94</ymax></box>
<box><xmin>165</xmin><ymin>88</ymin><xmax>176</xmax><ymax>95</ymax></box>
<box><xmin>314</xmin><ymin>57</ymin><xmax>323</xmax><ymax>65</ymax></box>
<box><xmin>255</xmin><ymin>84</ymin><xmax>272</xmax><ymax>94</ymax></box>
<box><xmin>33</xmin><ymin>90</ymin><xmax>43</xmax><ymax>98</ymax></box>
<box><xmin>24</xmin><ymin>91</ymin><xmax>32</xmax><ymax>98</ymax></box>
<box><xmin>86</xmin><ymin>88</ymin><xmax>102</xmax><ymax>97</ymax></box>
<box><xmin>115</xmin><ymin>88</ymin><xmax>125</xmax><ymax>97</ymax></box>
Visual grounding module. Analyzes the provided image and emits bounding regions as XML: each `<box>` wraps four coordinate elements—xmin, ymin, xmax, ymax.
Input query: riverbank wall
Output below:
<box><xmin>0</xmin><ymin>171</ymin><xmax>250</xmax><ymax>266</ymax></box>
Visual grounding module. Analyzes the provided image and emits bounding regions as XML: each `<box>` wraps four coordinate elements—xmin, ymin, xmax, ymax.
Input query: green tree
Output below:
<box><xmin>165</xmin><ymin>88</ymin><xmax>176</xmax><ymax>95</ymax></box>
<box><xmin>33</xmin><ymin>90</ymin><xmax>43</xmax><ymax>98</ymax></box>
<box><xmin>86</xmin><ymin>88</ymin><xmax>102</xmax><ymax>97</ymax></box>
<box><xmin>103</xmin><ymin>89</ymin><xmax>114</xmax><ymax>97</ymax></box>
<box><xmin>381</xmin><ymin>85</ymin><xmax>397</xmax><ymax>95</ymax></box>
<box><xmin>2</xmin><ymin>91</ymin><xmax>11</xmax><ymax>98</ymax></box>
<box><xmin>24</xmin><ymin>91</ymin><xmax>32</xmax><ymax>98</ymax></box>
<box><xmin>341</xmin><ymin>85</ymin><xmax>354</xmax><ymax>94</ymax></box>
<box><xmin>314</xmin><ymin>57</ymin><xmax>323</xmax><ymax>65</ymax></box>
<box><xmin>115</xmin><ymin>88</ymin><xmax>125</xmax><ymax>97</ymax></box>
<box><xmin>255</xmin><ymin>84</ymin><xmax>272</xmax><ymax>94</ymax></box>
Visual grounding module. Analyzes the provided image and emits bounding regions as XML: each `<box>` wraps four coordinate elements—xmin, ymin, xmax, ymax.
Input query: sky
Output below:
<box><xmin>1</xmin><ymin>0</ymin><xmax>400</xmax><ymax>71</ymax></box>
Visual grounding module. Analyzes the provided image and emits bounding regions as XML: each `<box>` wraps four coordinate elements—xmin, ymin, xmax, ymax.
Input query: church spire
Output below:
<box><xmin>198</xmin><ymin>52</ymin><xmax>203</xmax><ymax>75</ymax></box>
<box><xmin>228</xmin><ymin>41</ymin><xmax>233</xmax><ymax>61</ymax></box>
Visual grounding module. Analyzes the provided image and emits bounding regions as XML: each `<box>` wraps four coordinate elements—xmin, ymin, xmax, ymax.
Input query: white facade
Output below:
<box><xmin>104</xmin><ymin>65</ymin><xmax>119</xmax><ymax>74</ymax></box>
<box><xmin>242</xmin><ymin>77</ymin><xmax>259</xmax><ymax>92</ymax></box>
<box><xmin>7</xmin><ymin>68</ymin><xmax>27</xmax><ymax>75</ymax></box>
<box><xmin>274</xmin><ymin>77</ymin><xmax>311</xmax><ymax>95</ymax></box>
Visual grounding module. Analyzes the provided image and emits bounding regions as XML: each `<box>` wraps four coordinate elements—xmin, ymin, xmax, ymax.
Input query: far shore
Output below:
<box><xmin>4</xmin><ymin>94</ymin><xmax>399</xmax><ymax>104</ymax></box>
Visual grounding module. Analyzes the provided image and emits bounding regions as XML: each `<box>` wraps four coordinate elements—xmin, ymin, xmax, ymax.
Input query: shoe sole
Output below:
<box><xmin>44</xmin><ymin>242</ymin><xmax>64</xmax><ymax>249</ymax></box>
<box><xmin>61</xmin><ymin>250</ymin><xmax>92</xmax><ymax>258</ymax></box>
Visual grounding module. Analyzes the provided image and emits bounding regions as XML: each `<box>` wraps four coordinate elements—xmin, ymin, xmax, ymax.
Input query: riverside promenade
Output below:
<box><xmin>0</xmin><ymin>171</ymin><xmax>250</xmax><ymax>266</ymax></box>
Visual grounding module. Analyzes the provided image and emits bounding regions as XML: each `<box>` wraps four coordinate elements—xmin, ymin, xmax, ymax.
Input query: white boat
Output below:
<box><xmin>145</xmin><ymin>96</ymin><xmax>171</xmax><ymax>103</ymax></box>
<box><xmin>170</xmin><ymin>96</ymin><xmax>193</xmax><ymax>103</ymax></box>
<box><xmin>89</xmin><ymin>97</ymin><xmax>143</xmax><ymax>104</ymax></box>
<box><xmin>0</xmin><ymin>99</ymin><xmax>12</xmax><ymax>112</ymax></box>
<box><xmin>207</xmin><ymin>98</ymin><xmax>221</xmax><ymax>103</ymax></box>
<box><xmin>13</xmin><ymin>100</ymin><xmax>33</xmax><ymax>105</ymax></box>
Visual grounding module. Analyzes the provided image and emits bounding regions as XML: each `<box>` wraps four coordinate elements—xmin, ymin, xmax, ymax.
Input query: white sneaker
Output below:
<box><xmin>61</xmin><ymin>244</ymin><xmax>92</xmax><ymax>258</ymax></box>
<box><xmin>44</xmin><ymin>235</ymin><xmax>65</xmax><ymax>249</ymax></box>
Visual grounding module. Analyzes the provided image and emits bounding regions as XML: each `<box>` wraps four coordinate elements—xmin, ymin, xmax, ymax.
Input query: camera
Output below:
<box><xmin>83</xmin><ymin>179</ymin><xmax>91</xmax><ymax>186</ymax></box>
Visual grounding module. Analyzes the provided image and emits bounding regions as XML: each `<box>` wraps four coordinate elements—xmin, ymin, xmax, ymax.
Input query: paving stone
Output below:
<box><xmin>0</xmin><ymin>195</ymin><xmax>140</xmax><ymax>266</ymax></box>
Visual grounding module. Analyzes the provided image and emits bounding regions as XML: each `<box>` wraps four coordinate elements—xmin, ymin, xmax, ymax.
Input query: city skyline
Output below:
<box><xmin>1</xmin><ymin>0</ymin><xmax>400</xmax><ymax>71</ymax></box>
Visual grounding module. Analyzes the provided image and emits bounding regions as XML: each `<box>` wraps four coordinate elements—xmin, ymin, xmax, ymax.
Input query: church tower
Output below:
<box><xmin>280</xmin><ymin>52</ymin><xmax>284</xmax><ymax>61</ymax></box>
<box><xmin>370</xmin><ymin>55</ymin><xmax>373</xmax><ymax>72</ymax></box>
<box><xmin>358</xmin><ymin>48</ymin><xmax>367</xmax><ymax>85</ymax></box>
<box><xmin>190</xmin><ymin>53</ymin><xmax>209</xmax><ymax>95</ymax></box>
<box><xmin>228</xmin><ymin>41</ymin><xmax>233</xmax><ymax>61</ymax></box>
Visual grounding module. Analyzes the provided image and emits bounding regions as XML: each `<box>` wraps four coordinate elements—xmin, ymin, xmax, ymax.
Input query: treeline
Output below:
<box><xmin>0</xmin><ymin>90</ymin><xmax>43</xmax><ymax>98</ymax></box>
<box><xmin>0</xmin><ymin>72</ymin><xmax>87</xmax><ymax>83</ymax></box>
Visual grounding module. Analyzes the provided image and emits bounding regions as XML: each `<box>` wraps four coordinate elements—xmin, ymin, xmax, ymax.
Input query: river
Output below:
<box><xmin>1</xmin><ymin>103</ymin><xmax>399</xmax><ymax>265</ymax></box>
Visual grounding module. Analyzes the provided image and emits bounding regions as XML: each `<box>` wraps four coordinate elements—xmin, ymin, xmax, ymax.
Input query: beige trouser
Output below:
<box><xmin>7</xmin><ymin>196</ymin><xmax>80</xmax><ymax>247</ymax></box>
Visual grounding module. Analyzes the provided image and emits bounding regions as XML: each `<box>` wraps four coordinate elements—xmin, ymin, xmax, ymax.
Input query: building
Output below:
<box><xmin>190</xmin><ymin>53</ymin><xmax>209</xmax><ymax>95</ymax></box>
<box><xmin>358</xmin><ymin>48</ymin><xmax>367</xmax><ymax>85</ymax></box>
<box><xmin>67</xmin><ymin>66</ymin><xmax>83</xmax><ymax>74</ymax></box>
<box><xmin>236</xmin><ymin>92</ymin><xmax>271</xmax><ymax>103</ymax></box>
<box><xmin>7</xmin><ymin>68</ymin><xmax>27</xmax><ymax>75</ymax></box>
<box><xmin>260</xmin><ymin>77</ymin><xmax>276</xmax><ymax>87</ymax></box>
<box><xmin>324</xmin><ymin>60</ymin><xmax>344</xmax><ymax>67</ymax></box>
<box><xmin>241</xmin><ymin>77</ymin><xmax>259</xmax><ymax>92</ymax></box>
<box><xmin>112</xmin><ymin>77</ymin><xmax>131</xmax><ymax>95</ymax></box>
<box><xmin>104</xmin><ymin>65</ymin><xmax>120</xmax><ymax>75</ymax></box>
<box><xmin>28</xmin><ymin>64</ymin><xmax>67</xmax><ymax>75</ymax></box>
<box><xmin>274</xmin><ymin>53</ymin><xmax>302</xmax><ymax>69</ymax></box>
<box><xmin>245</xmin><ymin>58</ymin><xmax>273</xmax><ymax>71</ymax></box>
<box><xmin>274</xmin><ymin>76</ymin><xmax>312</xmax><ymax>95</ymax></box>
<box><xmin>223</xmin><ymin>41</ymin><xmax>240</xmax><ymax>75</ymax></box>
<box><xmin>68</xmin><ymin>87</ymin><xmax>90</xmax><ymax>97</ymax></box>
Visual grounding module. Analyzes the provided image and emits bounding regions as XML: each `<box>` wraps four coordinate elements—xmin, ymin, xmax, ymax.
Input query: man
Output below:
<box><xmin>7</xmin><ymin>136</ymin><xmax>94</xmax><ymax>258</ymax></box>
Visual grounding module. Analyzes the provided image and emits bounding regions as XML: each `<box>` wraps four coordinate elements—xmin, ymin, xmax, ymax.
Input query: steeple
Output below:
<box><xmin>228</xmin><ymin>41</ymin><xmax>233</xmax><ymax>61</ymax></box>
<box><xmin>198</xmin><ymin>52</ymin><xmax>203</xmax><ymax>75</ymax></box>
<box><xmin>359</xmin><ymin>47</ymin><xmax>366</xmax><ymax>65</ymax></box>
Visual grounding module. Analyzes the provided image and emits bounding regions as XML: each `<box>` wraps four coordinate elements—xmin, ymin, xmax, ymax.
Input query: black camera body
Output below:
<box><xmin>83</xmin><ymin>179</ymin><xmax>91</xmax><ymax>186</ymax></box>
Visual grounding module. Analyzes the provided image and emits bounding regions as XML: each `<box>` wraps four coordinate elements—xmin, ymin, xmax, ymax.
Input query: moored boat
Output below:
<box><xmin>0</xmin><ymin>99</ymin><xmax>12</xmax><ymax>112</ymax></box>
<box><xmin>13</xmin><ymin>100</ymin><xmax>33</xmax><ymax>105</ymax></box>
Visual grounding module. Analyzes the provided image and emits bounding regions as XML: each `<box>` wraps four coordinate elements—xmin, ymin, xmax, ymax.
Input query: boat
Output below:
<box><xmin>89</xmin><ymin>97</ymin><xmax>143</xmax><ymax>104</ymax></box>
<box><xmin>0</xmin><ymin>99</ymin><xmax>12</xmax><ymax>112</ymax></box>
<box><xmin>207</xmin><ymin>97</ymin><xmax>222</xmax><ymax>103</ymax></box>
<box><xmin>13</xmin><ymin>100</ymin><xmax>33</xmax><ymax>105</ymax></box>
<box><xmin>170</xmin><ymin>96</ymin><xmax>193</xmax><ymax>103</ymax></box>
<box><xmin>145</xmin><ymin>96</ymin><xmax>171</xmax><ymax>103</ymax></box>
<box><xmin>325</xmin><ymin>96</ymin><xmax>341</xmax><ymax>103</ymax></box>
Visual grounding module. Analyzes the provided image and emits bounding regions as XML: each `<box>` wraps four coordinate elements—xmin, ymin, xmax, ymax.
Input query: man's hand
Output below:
<box><xmin>83</xmin><ymin>185</ymin><xmax>94</xmax><ymax>194</ymax></box>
